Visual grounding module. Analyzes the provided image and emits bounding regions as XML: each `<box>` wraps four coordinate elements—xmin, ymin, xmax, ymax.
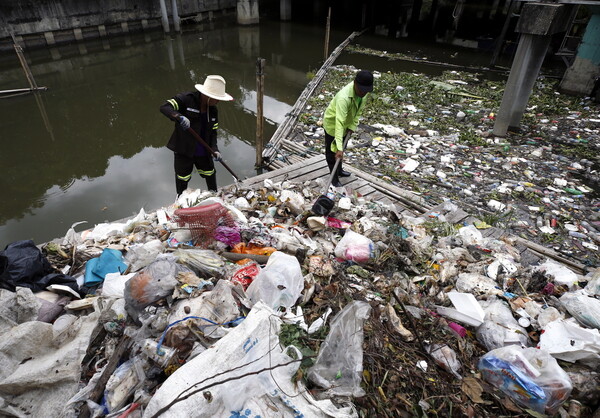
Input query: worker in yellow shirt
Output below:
<box><xmin>322</xmin><ymin>70</ymin><xmax>373</xmax><ymax>187</ymax></box>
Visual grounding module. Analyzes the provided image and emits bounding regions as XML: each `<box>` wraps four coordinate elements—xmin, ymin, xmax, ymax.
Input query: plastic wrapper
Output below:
<box><xmin>228</xmin><ymin>261</ymin><xmax>260</xmax><ymax>289</ymax></box>
<box><xmin>124</xmin><ymin>258</ymin><xmax>192</xmax><ymax>321</ymax></box>
<box><xmin>560</xmin><ymin>289</ymin><xmax>600</xmax><ymax>329</ymax></box>
<box><xmin>171</xmin><ymin>248</ymin><xmax>225</xmax><ymax>278</ymax></box>
<box><xmin>334</xmin><ymin>230</ymin><xmax>375</xmax><ymax>263</ymax></box>
<box><xmin>476</xmin><ymin>298</ymin><xmax>529</xmax><ymax>350</ymax></box>
<box><xmin>125</xmin><ymin>239</ymin><xmax>165</xmax><ymax>273</ymax></box>
<box><xmin>214</xmin><ymin>225</ymin><xmax>241</xmax><ymax>247</ymax></box>
<box><xmin>308</xmin><ymin>300</ymin><xmax>371</xmax><ymax>397</ymax></box>
<box><xmin>246</xmin><ymin>251</ymin><xmax>304</xmax><ymax>310</ymax></box>
<box><xmin>478</xmin><ymin>346</ymin><xmax>572</xmax><ymax>415</ymax></box>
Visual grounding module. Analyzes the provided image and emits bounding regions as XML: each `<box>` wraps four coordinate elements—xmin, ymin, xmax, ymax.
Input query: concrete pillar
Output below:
<box><xmin>98</xmin><ymin>25</ymin><xmax>107</xmax><ymax>37</ymax></box>
<box><xmin>560</xmin><ymin>7</ymin><xmax>600</xmax><ymax>97</ymax></box>
<box><xmin>159</xmin><ymin>0</ymin><xmax>170</xmax><ymax>33</ymax></box>
<box><xmin>73</xmin><ymin>28</ymin><xmax>83</xmax><ymax>41</ymax></box>
<box><xmin>44</xmin><ymin>31</ymin><xmax>56</xmax><ymax>46</ymax></box>
<box><xmin>493</xmin><ymin>2</ymin><xmax>572</xmax><ymax>136</ymax></box>
<box><xmin>280</xmin><ymin>0</ymin><xmax>291</xmax><ymax>21</ymax></box>
<box><xmin>141</xmin><ymin>19</ymin><xmax>149</xmax><ymax>30</ymax></box>
<box><xmin>237</xmin><ymin>0</ymin><xmax>259</xmax><ymax>25</ymax></box>
<box><xmin>171</xmin><ymin>0</ymin><xmax>181</xmax><ymax>32</ymax></box>
<box><xmin>121</xmin><ymin>22</ymin><xmax>129</xmax><ymax>33</ymax></box>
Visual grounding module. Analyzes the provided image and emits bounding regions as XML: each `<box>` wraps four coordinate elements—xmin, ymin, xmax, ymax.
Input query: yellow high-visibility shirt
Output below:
<box><xmin>322</xmin><ymin>81</ymin><xmax>368</xmax><ymax>152</ymax></box>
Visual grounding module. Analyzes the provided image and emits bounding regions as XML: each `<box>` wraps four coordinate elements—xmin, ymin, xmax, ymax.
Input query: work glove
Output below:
<box><xmin>213</xmin><ymin>152</ymin><xmax>222</xmax><ymax>162</ymax></box>
<box><xmin>178</xmin><ymin>115</ymin><xmax>190</xmax><ymax>130</ymax></box>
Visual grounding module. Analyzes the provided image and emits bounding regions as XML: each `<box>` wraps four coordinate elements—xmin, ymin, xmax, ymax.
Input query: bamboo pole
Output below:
<box><xmin>255</xmin><ymin>57</ymin><xmax>266</xmax><ymax>168</ymax></box>
<box><xmin>11</xmin><ymin>34</ymin><xmax>38</xmax><ymax>90</ymax></box>
<box><xmin>323</xmin><ymin>7</ymin><xmax>331</xmax><ymax>60</ymax></box>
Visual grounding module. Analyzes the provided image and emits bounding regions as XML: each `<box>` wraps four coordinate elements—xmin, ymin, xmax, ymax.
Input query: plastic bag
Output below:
<box><xmin>334</xmin><ymin>230</ymin><xmax>375</xmax><ymax>263</ymax></box>
<box><xmin>124</xmin><ymin>257</ymin><xmax>192</xmax><ymax>321</ymax></box>
<box><xmin>538</xmin><ymin>319</ymin><xmax>600</xmax><ymax>367</ymax></box>
<box><xmin>476</xmin><ymin>298</ymin><xmax>529</xmax><ymax>350</ymax></box>
<box><xmin>104</xmin><ymin>356</ymin><xmax>146</xmax><ymax>412</ymax></box>
<box><xmin>214</xmin><ymin>225</ymin><xmax>241</xmax><ymax>247</ymax></box>
<box><xmin>584</xmin><ymin>269</ymin><xmax>600</xmax><ymax>296</ymax></box>
<box><xmin>560</xmin><ymin>289</ymin><xmax>600</xmax><ymax>329</ymax></box>
<box><xmin>478</xmin><ymin>346</ymin><xmax>572</xmax><ymax>415</ymax></box>
<box><xmin>101</xmin><ymin>272</ymin><xmax>136</xmax><ymax>298</ymax></box>
<box><xmin>171</xmin><ymin>248</ymin><xmax>225</xmax><ymax>278</ymax></box>
<box><xmin>426</xmin><ymin>344</ymin><xmax>461</xmax><ymax>378</ymax></box>
<box><xmin>308</xmin><ymin>300</ymin><xmax>371</xmax><ymax>397</ymax></box>
<box><xmin>535</xmin><ymin>259</ymin><xmax>579</xmax><ymax>288</ymax></box>
<box><xmin>246</xmin><ymin>251</ymin><xmax>304</xmax><ymax>310</ymax></box>
<box><xmin>168</xmin><ymin>280</ymin><xmax>241</xmax><ymax>339</ymax></box>
<box><xmin>125</xmin><ymin>239</ymin><xmax>165</xmax><ymax>273</ymax></box>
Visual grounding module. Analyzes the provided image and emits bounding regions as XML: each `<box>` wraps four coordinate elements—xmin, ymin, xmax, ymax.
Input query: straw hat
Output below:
<box><xmin>195</xmin><ymin>75</ymin><xmax>233</xmax><ymax>101</ymax></box>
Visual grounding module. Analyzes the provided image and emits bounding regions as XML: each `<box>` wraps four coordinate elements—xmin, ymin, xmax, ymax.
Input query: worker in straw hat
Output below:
<box><xmin>160</xmin><ymin>75</ymin><xmax>234</xmax><ymax>195</ymax></box>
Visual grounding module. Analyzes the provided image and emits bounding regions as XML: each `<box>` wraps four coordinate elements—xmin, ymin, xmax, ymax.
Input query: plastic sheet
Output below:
<box><xmin>538</xmin><ymin>320</ymin><xmax>600</xmax><ymax>367</ymax></box>
<box><xmin>144</xmin><ymin>302</ymin><xmax>356</xmax><ymax>418</ymax></box>
<box><xmin>478</xmin><ymin>346</ymin><xmax>572</xmax><ymax>415</ymax></box>
<box><xmin>84</xmin><ymin>248</ymin><xmax>127</xmax><ymax>285</ymax></box>
<box><xmin>213</xmin><ymin>225</ymin><xmax>241</xmax><ymax>247</ymax></box>
<box><xmin>308</xmin><ymin>300</ymin><xmax>371</xmax><ymax>397</ymax></box>
<box><xmin>246</xmin><ymin>251</ymin><xmax>304</xmax><ymax>310</ymax></box>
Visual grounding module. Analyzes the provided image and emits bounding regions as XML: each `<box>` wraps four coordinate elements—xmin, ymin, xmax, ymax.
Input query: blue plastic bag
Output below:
<box><xmin>84</xmin><ymin>248</ymin><xmax>127</xmax><ymax>285</ymax></box>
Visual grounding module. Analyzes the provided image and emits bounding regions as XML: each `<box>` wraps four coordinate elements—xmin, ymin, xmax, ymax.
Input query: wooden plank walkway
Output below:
<box><xmin>234</xmin><ymin>154</ymin><xmax>432</xmax><ymax>217</ymax></box>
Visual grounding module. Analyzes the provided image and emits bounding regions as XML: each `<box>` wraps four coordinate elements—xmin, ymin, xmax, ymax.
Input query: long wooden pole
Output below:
<box><xmin>255</xmin><ymin>57</ymin><xmax>265</xmax><ymax>168</ymax></box>
<box><xmin>324</xmin><ymin>7</ymin><xmax>331</xmax><ymax>60</ymax></box>
<box><xmin>11</xmin><ymin>34</ymin><xmax>38</xmax><ymax>90</ymax></box>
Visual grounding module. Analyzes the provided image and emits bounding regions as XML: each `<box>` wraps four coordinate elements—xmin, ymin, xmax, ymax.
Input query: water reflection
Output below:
<box><xmin>0</xmin><ymin>21</ymin><xmax>335</xmax><ymax>246</ymax></box>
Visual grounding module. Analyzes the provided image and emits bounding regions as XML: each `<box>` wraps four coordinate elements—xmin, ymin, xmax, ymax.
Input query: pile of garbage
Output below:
<box><xmin>292</xmin><ymin>64</ymin><xmax>600</xmax><ymax>268</ymax></box>
<box><xmin>0</xmin><ymin>178</ymin><xmax>599</xmax><ymax>417</ymax></box>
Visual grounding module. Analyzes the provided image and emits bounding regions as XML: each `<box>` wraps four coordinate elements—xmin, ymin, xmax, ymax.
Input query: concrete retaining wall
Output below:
<box><xmin>0</xmin><ymin>0</ymin><xmax>236</xmax><ymax>50</ymax></box>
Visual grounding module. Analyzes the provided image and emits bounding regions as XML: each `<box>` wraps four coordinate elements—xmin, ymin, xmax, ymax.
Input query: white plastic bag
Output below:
<box><xmin>476</xmin><ymin>298</ymin><xmax>529</xmax><ymax>350</ymax></box>
<box><xmin>535</xmin><ymin>259</ymin><xmax>579</xmax><ymax>288</ymax></box>
<box><xmin>125</xmin><ymin>239</ymin><xmax>165</xmax><ymax>273</ymax></box>
<box><xmin>334</xmin><ymin>230</ymin><xmax>375</xmax><ymax>263</ymax></box>
<box><xmin>101</xmin><ymin>272</ymin><xmax>136</xmax><ymax>298</ymax></box>
<box><xmin>308</xmin><ymin>300</ymin><xmax>371</xmax><ymax>397</ymax></box>
<box><xmin>560</xmin><ymin>289</ymin><xmax>600</xmax><ymax>329</ymax></box>
<box><xmin>478</xmin><ymin>346</ymin><xmax>572</xmax><ymax>415</ymax></box>
<box><xmin>246</xmin><ymin>251</ymin><xmax>304</xmax><ymax>310</ymax></box>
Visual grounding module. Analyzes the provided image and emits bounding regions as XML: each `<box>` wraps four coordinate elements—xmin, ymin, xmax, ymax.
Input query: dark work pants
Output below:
<box><xmin>174</xmin><ymin>153</ymin><xmax>217</xmax><ymax>195</ymax></box>
<box><xmin>324</xmin><ymin>131</ymin><xmax>345</xmax><ymax>184</ymax></box>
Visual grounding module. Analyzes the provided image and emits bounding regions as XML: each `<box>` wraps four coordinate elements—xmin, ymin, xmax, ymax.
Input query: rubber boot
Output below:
<box><xmin>205</xmin><ymin>174</ymin><xmax>217</xmax><ymax>192</ymax></box>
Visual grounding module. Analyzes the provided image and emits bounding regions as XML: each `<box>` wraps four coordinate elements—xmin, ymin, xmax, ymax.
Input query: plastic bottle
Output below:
<box><xmin>140</xmin><ymin>339</ymin><xmax>176</xmax><ymax>368</ymax></box>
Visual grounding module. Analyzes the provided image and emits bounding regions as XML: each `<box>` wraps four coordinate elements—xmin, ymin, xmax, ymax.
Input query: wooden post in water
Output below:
<box><xmin>255</xmin><ymin>58</ymin><xmax>265</xmax><ymax>168</ymax></box>
<box><xmin>324</xmin><ymin>7</ymin><xmax>331</xmax><ymax>60</ymax></box>
<box><xmin>11</xmin><ymin>35</ymin><xmax>38</xmax><ymax>90</ymax></box>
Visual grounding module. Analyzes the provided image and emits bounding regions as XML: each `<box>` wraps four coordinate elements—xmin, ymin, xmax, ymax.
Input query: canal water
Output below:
<box><xmin>0</xmin><ymin>19</ymin><xmax>517</xmax><ymax>247</ymax></box>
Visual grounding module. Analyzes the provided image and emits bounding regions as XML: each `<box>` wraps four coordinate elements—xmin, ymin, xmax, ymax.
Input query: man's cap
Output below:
<box><xmin>355</xmin><ymin>70</ymin><xmax>373</xmax><ymax>93</ymax></box>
